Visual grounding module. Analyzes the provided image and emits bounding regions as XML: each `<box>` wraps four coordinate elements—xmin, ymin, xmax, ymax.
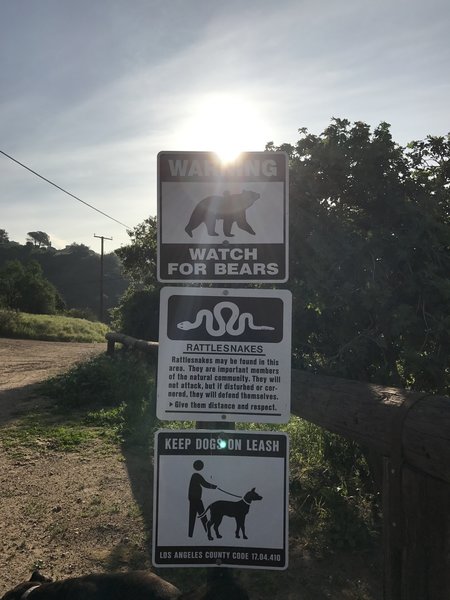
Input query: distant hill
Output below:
<box><xmin>0</xmin><ymin>242</ymin><xmax>128</xmax><ymax>321</ymax></box>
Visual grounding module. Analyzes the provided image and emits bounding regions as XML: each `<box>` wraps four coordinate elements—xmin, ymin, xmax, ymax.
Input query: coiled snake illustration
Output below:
<box><xmin>177</xmin><ymin>301</ymin><xmax>274</xmax><ymax>337</ymax></box>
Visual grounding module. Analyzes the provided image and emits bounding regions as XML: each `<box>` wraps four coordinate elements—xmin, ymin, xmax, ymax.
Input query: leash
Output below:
<box><xmin>216</xmin><ymin>486</ymin><xmax>242</xmax><ymax>498</ymax></box>
<box><xmin>196</xmin><ymin>488</ymin><xmax>246</xmax><ymax>519</ymax></box>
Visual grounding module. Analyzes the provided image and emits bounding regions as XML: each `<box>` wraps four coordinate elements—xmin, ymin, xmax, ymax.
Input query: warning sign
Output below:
<box><xmin>157</xmin><ymin>151</ymin><xmax>288</xmax><ymax>283</ymax></box>
<box><xmin>157</xmin><ymin>287</ymin><xmax>292</xmax><ymax>423</ymax></box>
<box><xmin>152</xmin><ymin>429</ymin><xmax>289</xmax><ymax>570</ymax></box>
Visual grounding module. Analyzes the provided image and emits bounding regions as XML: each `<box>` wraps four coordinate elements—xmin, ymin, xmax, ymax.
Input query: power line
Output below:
<box><xmin>0</xmin><ymin>149</ymin><xmax>132</xmax><ymax>230</ymax></box>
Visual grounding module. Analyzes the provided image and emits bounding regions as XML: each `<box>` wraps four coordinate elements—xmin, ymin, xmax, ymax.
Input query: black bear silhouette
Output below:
<box><xmin>185</xmin><ymin>189</ymin><xmax>260</xmax><ymax>237</ymax></box>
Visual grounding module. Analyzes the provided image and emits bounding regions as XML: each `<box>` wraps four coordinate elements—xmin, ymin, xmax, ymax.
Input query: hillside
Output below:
<box><xmin>0</xmin><ymin>242</ymin><xmax>128</xmax><ymax>319</ymax></box>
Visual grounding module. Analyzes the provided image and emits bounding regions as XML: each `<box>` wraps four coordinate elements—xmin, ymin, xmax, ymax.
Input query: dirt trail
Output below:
<box><xmin>0</xmin><ymin>338</ymin><xmax>153</xmax><ymax>595</ymax></box>
<box><xmin>0</xmin><ymin>338</ymin><xmax>104</xmax><ymax>422</ymax></box>
<box><xmin>0</xmin><ymin>338</ymin><xmax>104</xmax><ymax>392</ymax></box>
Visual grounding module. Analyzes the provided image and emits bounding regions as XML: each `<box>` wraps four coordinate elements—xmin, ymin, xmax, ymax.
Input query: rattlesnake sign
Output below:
<box><xmin>157</xmin><ymin>151</ymin><xmax>288</xmax><ymax>283</ymax></box>
<box><xmin>156</xmin><ymin>287</ymin><xmax>292</xmax><ymax>423</ymax></box>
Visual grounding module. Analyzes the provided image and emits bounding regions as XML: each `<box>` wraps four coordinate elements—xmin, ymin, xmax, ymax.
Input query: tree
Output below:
<box><xmin>0</xmin><ymin>229</ymin><xmax>9</xmax><ymax>244</ymax></box>
<box><xmin>0</xmin><ymin>241</ymin><xmax>128</xmax><ymax>319</ymax></box>
<box><xmin>112</xmin><ymin>218</ymin><xmax>160</xmax><ymax>338</ymax></box>
<box><xmin>0</xmin><ymin>259</ymin><xmax>64</xmax><ymax>314</ymax></box>
<box><xmin>27</xmin><ymin>231</ymin><xmax>51</xmax><ymax>248</ymax></box>
<box><xmin>268</xmin><ymin>119</ymin><xmax>450</xmax><ymax>394</ymax></box>
<box><xmin>111</xmin><ymin>286</ymin><xmax>160</xmax><ymax>340</ymax></box>
<box><xmin>115</xmin><ymin>217</ymin><xmax>158</xmax><ymax>286</ymax></box>
<box><xmin>62</xmin><ymin>243</ymin><xmax>92</xmax><ymax>257</ymax></box>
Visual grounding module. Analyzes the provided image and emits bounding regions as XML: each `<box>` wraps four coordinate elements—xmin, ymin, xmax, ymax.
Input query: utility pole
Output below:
<box><xmin>94</xmin><ymin>234</ymin><xmax>112</xmax><ymax>322</ymax></box>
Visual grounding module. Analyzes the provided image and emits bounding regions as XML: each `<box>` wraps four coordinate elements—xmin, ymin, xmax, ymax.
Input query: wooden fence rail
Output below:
<box><xmin>105</xmin><ymin>332</ymin><xmax>450</xmax><ymax>599</ymax></box>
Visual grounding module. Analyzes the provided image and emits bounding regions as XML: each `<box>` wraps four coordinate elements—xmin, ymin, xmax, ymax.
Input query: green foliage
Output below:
<box><xmin>0</xmin><ymin>310</ymin><xmax>108</xmax><ymax>342</ymax></box>
<box><xmin>41</xmin><ymin>353</ymin><xmax>158</xmax><ymax>446</ymax></box>
<box><xmin>269</xmin><ymin>120</ymin><xmax>450</xmax><ymax>394</ymax></box>
<box><xmin>38</xmin><ymin>243</ymin><xmax>128</xmax><ymax>321</ymax></box>
<box><xmin>242</xmin><ymin>418</ymin><xmax>378</xmax><ymax>553</ymax></box>
<box><xmin>288</xmin><ymin>420</ymin><xmax>378</xmax><ymax>553</ymax></box>
<box><xmin>0</xmin><ymin>229</ymin><xmax>9</xmax><ymax>244</ymax></box>
<box><xmin>115</xmin><ymin>217</ymin><xmax>158</xmax><ymax>286</ymax></box>
<box><xmin>0</xmin><ymin>418</ymin><xmax>97</xmax><ymax>453</ymax></box>
<box><xmin>65</xmin><ymin>307</ymin><xmax>98</xmax><ymax>321</ymax></box>
<box><xmin>0</xmin><ymin>308</ymin><xmax>20</xmax><ymax>333</ymax></box>
<box><xmin>27</xmin><ymin>230</ymin><xmax>51</xmax><ymax>248</ymax></box>
<box><xmin>112</xmin><ymin>217</ymin><xmax>160</xmax><ymax>339</ymax></box>
<box><xmin>112</xmin><ymin>122</ymin><xmax>450</xmax><ymax>391</ymax></box>
<box><xmin>110</xmin><ymin>287</ymin><xmax>160</xmax><ymax>340</ymax></box>
<box><xmin>0</xmin><ymin>259</ymin><xmax>64</xmax><ymax>314</ymax></box>
<box><xmin>84</xmin><ymin>405</ymin><xmax>125</xmax><ymax>428</ymax></box>
<box><xmin>0</xmin><ymin>242</ymin><xmax>128</xmax><ymax>321</ymax></box>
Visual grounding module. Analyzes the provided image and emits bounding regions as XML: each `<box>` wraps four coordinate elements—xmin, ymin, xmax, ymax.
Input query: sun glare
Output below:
<box><xmin>181</xmin><ymin>93</ymin><xmax>267</xmax><ymax>163</ymax></box>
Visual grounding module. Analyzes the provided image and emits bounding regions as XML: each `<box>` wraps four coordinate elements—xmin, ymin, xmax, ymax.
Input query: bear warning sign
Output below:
<box><xmin>157</xmin><ymin>151</ymin><xmax>288</xmax><ymax>282</ymax></box>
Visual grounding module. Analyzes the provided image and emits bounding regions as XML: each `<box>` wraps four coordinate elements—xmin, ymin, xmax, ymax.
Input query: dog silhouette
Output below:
<box><xmin>201</xmin><ymin>487</ymin><xmax>262</xmax><ymax>541</ymax></box>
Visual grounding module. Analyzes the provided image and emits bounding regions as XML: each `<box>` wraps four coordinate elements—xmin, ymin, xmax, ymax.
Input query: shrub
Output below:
<box><xmin>242</xmin><ymin>418</ymin><xmax>379</xmax><ymax>553</ymax></box>
<box><xmin>110</xmin><ymin>287</ymin><xmax>160</xmax><ymax>341</ymax></box>
<box><xmin>0</xmin><ymin>259</ymin><xmax>65</xmax><ymax>314</ymax></box>
<box><xmin>0</xmin><ymin>310</ymin><xmax>108</xmax><ymax>342</ymax></box>
<box><xmin>286</xmin><ymin>419</ymin><xmax>379</xmax><ymax>554</ymax></box>
<box><xmin>65</xmin><ymin>307</ymin><xmax>98</xmax><ymax>321</ymax></box>
<box><xmin>41</xmin><ymin>352</ymin><xmax>158</xmax><ymax>445</ymax></box>
<box><xmin>0</xmin><ymin>308</ymin><xmax>20</xmax><ymax>334</ymax></box>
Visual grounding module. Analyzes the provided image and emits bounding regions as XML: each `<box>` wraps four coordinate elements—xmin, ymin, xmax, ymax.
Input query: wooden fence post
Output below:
<box><xmin>107</xmin><ymin>338</ymin><xmax>115</xmax><ymax>356</ymax></box>
<box><xmin>382</xmin><ymin>457</ymin><xmax>402</xmax><ymax>599</ymax></box>
<box><xmin>401</xmin><ymin>466</ymin><xmax>450</xmax><ymax>598</ymax></box>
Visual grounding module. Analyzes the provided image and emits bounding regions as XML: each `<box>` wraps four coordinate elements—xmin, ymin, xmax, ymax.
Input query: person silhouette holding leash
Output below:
<box><xmin>188</xmin><ymin>460</ymin><xmax>217</xmax><ymax>537</ymax></box>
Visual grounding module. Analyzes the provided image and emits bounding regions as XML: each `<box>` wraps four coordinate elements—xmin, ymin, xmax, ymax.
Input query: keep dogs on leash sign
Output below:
<box><xmin>152</xmin><ymin>430</ymin><xmax>289</xmax><ymax>570</ymax></box>
<box><xmin>156</xmin><ymin>286</ymin><xmax>292</xmax><ymax>423</ymax></box>
<box><xmin>157</xmin><ymin>151</ymin><xmax>288</xmax><ymax>283</ymax></box>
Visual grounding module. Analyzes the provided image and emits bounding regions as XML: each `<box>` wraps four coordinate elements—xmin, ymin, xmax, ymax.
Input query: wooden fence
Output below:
<box><xmin>106</xmin><ymin>332</ymin><xmax>450</xmax><ymax>599</ymax></box>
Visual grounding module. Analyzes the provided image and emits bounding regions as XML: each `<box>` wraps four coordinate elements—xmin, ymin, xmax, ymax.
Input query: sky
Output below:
<box><xmin>1</xmin><ymin>0</ymin><xmax>449</xmax><ymax>252</ymax></box>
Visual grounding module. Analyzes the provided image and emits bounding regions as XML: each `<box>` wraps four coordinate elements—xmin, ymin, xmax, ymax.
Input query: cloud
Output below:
<box><xmin>1</xmin><ymin>0</ymin><xmax>449</xmax><ymax>249</ymax></box>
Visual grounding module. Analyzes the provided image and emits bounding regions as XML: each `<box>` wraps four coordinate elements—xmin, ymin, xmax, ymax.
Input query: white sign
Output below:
<box><xmin>152</xmin><ymin>430</ymin><xmax>289</xmax><ymax>570</ymax></box>
<box><xmin>157</xmin><ymin>151</ymin><xmax>288</xmax><ymax>283</ymax></box>
<box><xmin>157</xmin><ymin>287</ymin><xmax>292</xmax><ymax>423</ymax></box>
